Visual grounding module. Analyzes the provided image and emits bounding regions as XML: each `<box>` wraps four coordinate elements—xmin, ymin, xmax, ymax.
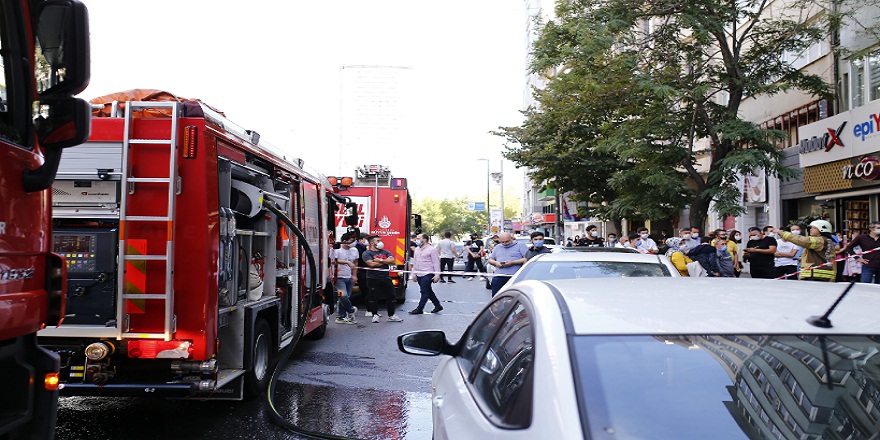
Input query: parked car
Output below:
<box><xmin>495</xmin><ymin>250</ymin><xmax>677</xmax><ymax>294</ymax></box>
<box><xmin>398</xmin><ymin>278</ymin><xmax>880</xmax><ymax>439</ymax></box>
<box><xmin>452</xmin><ymin>243</ymin><xmax>467</xmax><ymax>272</ymax></box>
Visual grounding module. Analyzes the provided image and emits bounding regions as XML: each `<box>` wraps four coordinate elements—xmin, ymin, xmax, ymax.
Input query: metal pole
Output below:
<box><xmin>500</xmin><ymin>160</ymin><xmax>504</xmax><ymax>233</ymax></box>
<box><xmin>486</xmin><ymin>160</ymin><xmax>490</xmax><ymax>235</ymax></box>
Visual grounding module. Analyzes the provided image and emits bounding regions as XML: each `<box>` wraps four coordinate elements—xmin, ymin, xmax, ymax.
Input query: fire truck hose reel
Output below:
<box><xmin>262</xmin><ymin>200</ymin><xmax>357</xmax><ymax>440</ymax></box>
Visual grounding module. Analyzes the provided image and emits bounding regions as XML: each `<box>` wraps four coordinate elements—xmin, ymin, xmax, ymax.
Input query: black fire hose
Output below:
<box><xmin>262</xmin><ymin>200</ymin><xmax>361</xmax><ymax>440</ymax></box>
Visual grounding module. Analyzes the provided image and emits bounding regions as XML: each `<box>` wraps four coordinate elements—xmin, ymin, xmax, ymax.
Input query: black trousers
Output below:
<box><xmin>775</xmin><ymin>265</ymin><xmax>798</xmax><ymax>280</ymax></box>
<box><xmin>750</xmin><ymin>264</ymin><xmax>776</xmax><ymax>279</ymax></box>
<box><xmin>366</xmin><ymin>278</ymin><xmax>395</xmax><ymax>316</ymax></box>
<box><xmin>440</xmin><ymin>257</ymin><xmax>454</xmax><ymax>281</ymax></box>
<box><xmin>465</xmin><ymin>256</ymin><xmax>486</xmax><ymax>275</ymax></box>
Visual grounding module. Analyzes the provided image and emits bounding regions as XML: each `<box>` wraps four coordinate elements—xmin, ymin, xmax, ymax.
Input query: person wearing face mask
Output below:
<box><xmin>773</xmin><ymin>226</ymin><xmax>802</xmax><ymax>280</ymax></box>
<box><xmin>634</xmin><ymin>227</ymin><xmax>659</xmax><ymax>254</ymax></box>
<box><xmin>332</xmin><ymin>232</ymin><xmax>360</xmax><ymax>324</ymax></box>
<box><xmin>842</xmin><ymin>220</ymin><xmax>880</xmax><ymax>284</ymax></box>
<box><xmin>487</xmin><ymin>232</ymin><xmax>529</xmax><ymax>295</ymax></box>
<box><xmin>604</xmin><ymin>233</ymin><xmax>618</xmax><ymax>248</ymax></box>
<box><xmin>744</xmin><ymin>226</ymin><xmax>778</xmax><ymax>279</ymax></box>
<box><xmin>711</xmin><ymin>229</ymin><xmax>740</xmax><ymax>274</ymax></box>
<box><xmin>580</xmin><ymin>225</ymin><xmax>604</xmax><ymax>247</ymax></box>
<box><xmin>362</xmin><ymin>236</ymin><xmax>403</xmax><ymax>322</ymax></box>
<box><xmin>526</xmin><ymin>231</ymin><xmax>552</xmax><ymax>260</ymax></box>
<box><xmin>772</xmin><ymin>220</ymin><xmax>836</xmax><ymax>282</ymax></box>
<box><xmin>409</xmin><ymin>233</ymin><xmax>443</xmax><ymax>315</ymax></box>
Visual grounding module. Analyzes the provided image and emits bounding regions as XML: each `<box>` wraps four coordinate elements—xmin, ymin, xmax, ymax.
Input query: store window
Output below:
<box><xmin>853</xmin><ymin>58</ymin><xmax>865</xmax><ymax>108</ymax></box>
<box><xmin>870</xmin><ymin>50</ymin><xmax>880</xmax><ymax>101</ymax></box>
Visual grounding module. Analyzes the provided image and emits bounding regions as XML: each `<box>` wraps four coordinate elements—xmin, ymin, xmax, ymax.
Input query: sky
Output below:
<box><xmin>78</xmin><ymin>0</ymin><xmax>528</xmax><ymax>208</ymax></box>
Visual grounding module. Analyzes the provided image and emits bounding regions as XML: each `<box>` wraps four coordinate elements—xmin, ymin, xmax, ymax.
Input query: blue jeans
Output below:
<box><xmin>861</xmin><ymin>266</ymin><xmax>880</xmax><ymax>284</ymax></box>
<box><xmin>490</xmin><ymin>275</ymin><xmax>511</xmax><ymax>296</ymax></box>
<box><xmin>335</xmin><ymin>277</ymin><xmax>355</xmax><ymax>317</ymax></box>
<box><xmin>415</xmin><ymin>274</ymin><xmax>440</xmax><ymax>310</ymax></box>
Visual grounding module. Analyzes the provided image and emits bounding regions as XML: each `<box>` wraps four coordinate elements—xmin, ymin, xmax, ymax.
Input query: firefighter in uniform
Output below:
<box><xmin>773</xmin><ymin>220</ymin><xmax>837</xmax><ymax>282</ymax></box>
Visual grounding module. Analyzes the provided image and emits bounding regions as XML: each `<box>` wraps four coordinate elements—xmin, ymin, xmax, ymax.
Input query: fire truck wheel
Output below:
<box><xmin>245</xmin><ymin>319</ymin><xmax>274</xmax><ymax>397</ymax></box>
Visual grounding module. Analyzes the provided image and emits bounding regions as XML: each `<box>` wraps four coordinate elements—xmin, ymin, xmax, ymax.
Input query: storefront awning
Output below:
<box><xmin>815</xmin><ymin>188</ymin><xmax>880</xmax><ymax>200</ymax></box>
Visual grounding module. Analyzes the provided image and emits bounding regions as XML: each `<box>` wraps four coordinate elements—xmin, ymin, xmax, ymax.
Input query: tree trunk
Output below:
<box><xmin>688</xmin><ymin>194</ymin><xmax>711</xmax><ymax>234</ymax></box>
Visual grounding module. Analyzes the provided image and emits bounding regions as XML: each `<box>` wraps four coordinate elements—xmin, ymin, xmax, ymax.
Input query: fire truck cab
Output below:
<box><xmin>0</xmin><ymin>0</ymin><xmax>90</xmax><ymax>437</ymax></box>
<box><xmin>39</xmin><ymin>90</ymin><xmax>336</xmax><ymax>399</ymax></box>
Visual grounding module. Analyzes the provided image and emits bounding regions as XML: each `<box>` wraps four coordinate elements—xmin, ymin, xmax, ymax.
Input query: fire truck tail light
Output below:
<box><xmin>340</xmin><ymin>177</ymin><xmax>353</xmax><ymax>186</ymax></box>
<box><xmin>44</xmin><ymin>373</ymin><xmax>60</xmax><ymax>391</ymax></box>
<box><xmin>328</xmin><ymin>177</ymin><xmax>338</xmax><ymax>186</ymax></box>
<box><xmin>128</xmin><ymin>340</ymin><xmax>194</xmax><ymax>359</ymax></box>
<box><xmin>183</xmin><ymin>125</ymin><xmax>198</xmax><ymax>158</ymax></box>
<box><xmin>393</xmin><ymin>194</ymin><xmax>399</xmax><ymax>202</ymax></box>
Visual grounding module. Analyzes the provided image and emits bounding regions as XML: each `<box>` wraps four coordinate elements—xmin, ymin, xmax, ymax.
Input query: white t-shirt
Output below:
<box><xmin>774</xmin><ymin>240</ymin><xmax>801</xmax><ymax>267</ymax></box>
<box><xmin>334</xmin><ymin>246</ymin><xmax>360</xmax><ymax>278</ymax></box>
<box><xmin>437</xmin><ymin>238</ymin><xmax>456</xmax><ymax>259</ymax></box>
<box><xmin>635</xmin><ymin>237</ymin><xmax>657</xmax><ymax>253</ymax></box>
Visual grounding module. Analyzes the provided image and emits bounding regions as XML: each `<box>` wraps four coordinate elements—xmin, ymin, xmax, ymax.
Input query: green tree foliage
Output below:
<box><xmin>413</xmin><ymin>197</ymin><xmax>490</xmax><ymax>238</ymax></box>
<box><xmin>496</xmin><ymin>0</ymin><xmax>853</xmax><ymax>229</ymax></box>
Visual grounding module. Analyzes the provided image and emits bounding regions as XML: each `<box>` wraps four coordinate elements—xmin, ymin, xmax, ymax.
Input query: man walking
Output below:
<box><xmin>363</xmin><ymin>236</ymin><xmax>403</xmax><ymax>322</ymax></box>
<box><xmin>464</xmin><ymin>233</ymin><xmax>486</xmax><ymax>280</ymax></box>
<box><xmin>487</xmin><ymin>232</ymin><xmax>529</xmax><ymax>295</ymax></box>
<box><xmin>436</xmin><ymin>231</ymin><xmax>458</xmax><ymax>283</ymax></box>
<box><xmin>333</xmin><ymin>232</ymin><xmax>359</xmax><ymax>324</ymax></box>
<box><xmin>409</xmin><ymin>233</ymin><xmax>443</xmax><ymax>315</ymax></box>
<box><xmin>745</xmin><ymin>226</ymin><xmax>778</xmax><ymax>279</ymax></box>
<box><xmin>843</xmin><ymin>220</ymin><xmax>880</xmax><ymax>283</ymax></box>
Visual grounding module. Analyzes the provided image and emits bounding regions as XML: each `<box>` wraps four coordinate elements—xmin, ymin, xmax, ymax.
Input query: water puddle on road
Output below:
<box><xmin>271</xmin><ymin>381</ymin><xmax>433</xmax><ymax>440</ymax></box>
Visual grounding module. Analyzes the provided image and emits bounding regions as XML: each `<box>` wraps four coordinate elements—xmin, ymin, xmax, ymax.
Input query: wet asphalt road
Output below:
<box><xmin>56</xmin><ymin>275</ymin><xmax>493</xmax><ymax>440</ymax></box>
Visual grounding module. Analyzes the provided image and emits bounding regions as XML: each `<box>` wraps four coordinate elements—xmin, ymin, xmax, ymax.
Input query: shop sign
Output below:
<box><xmin>843</xmin><ymin>156</ymin><xmax>880</xmax><ymax>181</ymax></box>
<box><xmin>799</xmin><ymin>100</ymin><xmax>880</xmax><ymax>168</ymax></box>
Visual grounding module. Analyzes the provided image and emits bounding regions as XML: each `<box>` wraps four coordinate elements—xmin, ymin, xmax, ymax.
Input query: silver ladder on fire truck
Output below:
<box><xmin>117</xmin><ymin>101</ymin><xmax>179</xmax><ymax>341</ymax></box>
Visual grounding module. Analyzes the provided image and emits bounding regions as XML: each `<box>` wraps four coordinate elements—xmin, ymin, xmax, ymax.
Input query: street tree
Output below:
<box><xmin>497</xmin><ymin>0</ymin><xmax>863</xmax><ymax>229</ymax></box>
<box><xmin>413</xmin><ymin>197</ymin><xmax>488</xmax><ymax>238</ymax></box>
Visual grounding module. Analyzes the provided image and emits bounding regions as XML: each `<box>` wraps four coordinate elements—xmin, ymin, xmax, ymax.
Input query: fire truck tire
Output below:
<box><xmin>245</xmin><ymin>319</ymin><xmax>274</xmax><ymax>397</ymax></box>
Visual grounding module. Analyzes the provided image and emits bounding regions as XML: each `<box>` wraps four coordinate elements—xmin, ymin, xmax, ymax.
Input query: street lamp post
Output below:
<box><xmin>478</xmin><ymin>158</ymin><xmax>490</xmax><ymax>235</ymax></box>
<box><xmin>490</xmin><ymin>161</ymin><xmax>504</xmax><ymax>233</ymax></box>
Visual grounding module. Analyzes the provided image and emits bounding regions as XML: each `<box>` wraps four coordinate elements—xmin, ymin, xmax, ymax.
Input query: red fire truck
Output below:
<box><xmin>38</xmin><ymin>89</ymin><xmax>337</xmax><ymax>399</ymax></box>
<box><xmin>0</xmin><ymin>0</ymin><xmax>90</xmax><ymax>437</ymax></box>
<box><xmin>330</xmin><ymin>165</ymin><xmax>413</xmax><ymax>302</ymax></box>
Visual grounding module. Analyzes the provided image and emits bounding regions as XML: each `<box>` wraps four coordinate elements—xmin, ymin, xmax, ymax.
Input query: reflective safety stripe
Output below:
<box><xmin>801</xmin><ymin>267</ymin><xmax>836</xmax><ymax>281</ymax></box>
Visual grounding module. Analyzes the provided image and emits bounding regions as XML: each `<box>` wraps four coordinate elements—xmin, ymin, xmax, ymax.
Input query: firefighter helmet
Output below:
<box><xmin>809</xmin><ymin>219</ymin><xmax>833</xmax><ymax>234</ymax></box>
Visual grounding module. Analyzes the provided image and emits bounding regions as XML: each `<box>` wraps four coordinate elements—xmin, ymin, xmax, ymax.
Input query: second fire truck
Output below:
<box><xmin>39</xmin><ymin>89</ymin><xmax>337</xmax><ymax>399</ymax></box>
<box><xmin>330</xmin><ymin>165</ymin><xmax>415</xmax><ymax>302</ymax></box>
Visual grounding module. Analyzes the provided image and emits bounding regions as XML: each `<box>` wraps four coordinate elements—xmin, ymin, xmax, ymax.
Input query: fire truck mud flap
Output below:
<box><xmin>58</xmin><ymin>382</ymin><xmax>197</xmax><ymax>397</ymax></box>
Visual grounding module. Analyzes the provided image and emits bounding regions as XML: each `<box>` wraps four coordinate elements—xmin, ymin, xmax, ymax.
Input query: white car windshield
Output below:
<box><xmin>572</xmin><ymin>334</ymin><xmax>880</xmax><ymax>439</ymax></box>
<box><xmin>516</xmin><ymin>261</ymin><xmax>671</xmax><ymax>279</ymax></box>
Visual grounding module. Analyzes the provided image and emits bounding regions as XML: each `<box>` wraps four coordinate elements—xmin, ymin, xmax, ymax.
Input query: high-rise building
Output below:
<box><xmin>339</xmin><ymin>65</ymin><xmax>414</xmax><ymax>176</ymax></box>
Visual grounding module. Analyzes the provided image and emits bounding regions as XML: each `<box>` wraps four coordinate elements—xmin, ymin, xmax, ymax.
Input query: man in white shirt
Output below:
<box><xmin>774</xmin><ymin>225</ymin><xmax>802</xmax><ymax>279</ymax></box>
<box><xmin>634</xmin><ymin>227</ymin><xmax>658</xmax><ymax>254</ymax></box>
<box><xmin>333</xmin><ymin>232</ymin><xmax>360</xmax><ymax>324</ymax></box>
<box><xmin>436</xmin><ymin>231</ymin><xmax>459</xmax><ymax>283</ymax></box>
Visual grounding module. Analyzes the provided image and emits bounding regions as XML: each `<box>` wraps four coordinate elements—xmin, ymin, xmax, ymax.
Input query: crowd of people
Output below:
<box><xmin>329</xmin><ymin>220</ymin><xmax>880</xmax><ymax>324</ymax></box>
<box><xmin>566</xmin><ymin>219</ymin><xmax>880</xmax><ymax>282</ymax></box>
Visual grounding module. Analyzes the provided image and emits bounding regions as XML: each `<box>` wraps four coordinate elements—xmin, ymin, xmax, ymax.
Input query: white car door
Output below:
<box><xmin>433</xmin><ymin>298</ymin><xmax>537</xmax><ymax>439</ymax></box>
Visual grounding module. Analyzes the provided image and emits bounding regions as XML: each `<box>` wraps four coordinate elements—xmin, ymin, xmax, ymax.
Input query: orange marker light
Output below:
<box><xmin>44</xmin><ymin>372</ymin><xmax>60</xmax><ymax>391</ymax></box>
<box><xmin>328</xmin><ymin>177</ymin><xmax>338</xmax><ymax>186</ymax></box>
<box><xmin>393</xmin><ymin>194</ymin><xmax>400</xmax><ymax>202</ymax></box>
<box><xmin>340</xmin><ymin>177</ymin><xmax>353</xmax><ymax>186</ymax></box>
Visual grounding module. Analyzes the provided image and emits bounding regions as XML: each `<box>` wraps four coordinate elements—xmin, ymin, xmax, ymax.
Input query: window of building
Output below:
<box><xmin>870</xmin><ymin>50</ymin><xmax>880</xmax><ymax>101</ymax></box>
<box><xmin>853</xmin><ymin>58</ymin><xmax>865</xmax><ymax>108</ymax></box>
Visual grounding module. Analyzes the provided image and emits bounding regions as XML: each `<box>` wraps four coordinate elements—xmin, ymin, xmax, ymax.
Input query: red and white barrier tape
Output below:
<box><xmin>772</xmin><ymin>245</ymin><xmax>879</xmax><ymax>280</ymax></box>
